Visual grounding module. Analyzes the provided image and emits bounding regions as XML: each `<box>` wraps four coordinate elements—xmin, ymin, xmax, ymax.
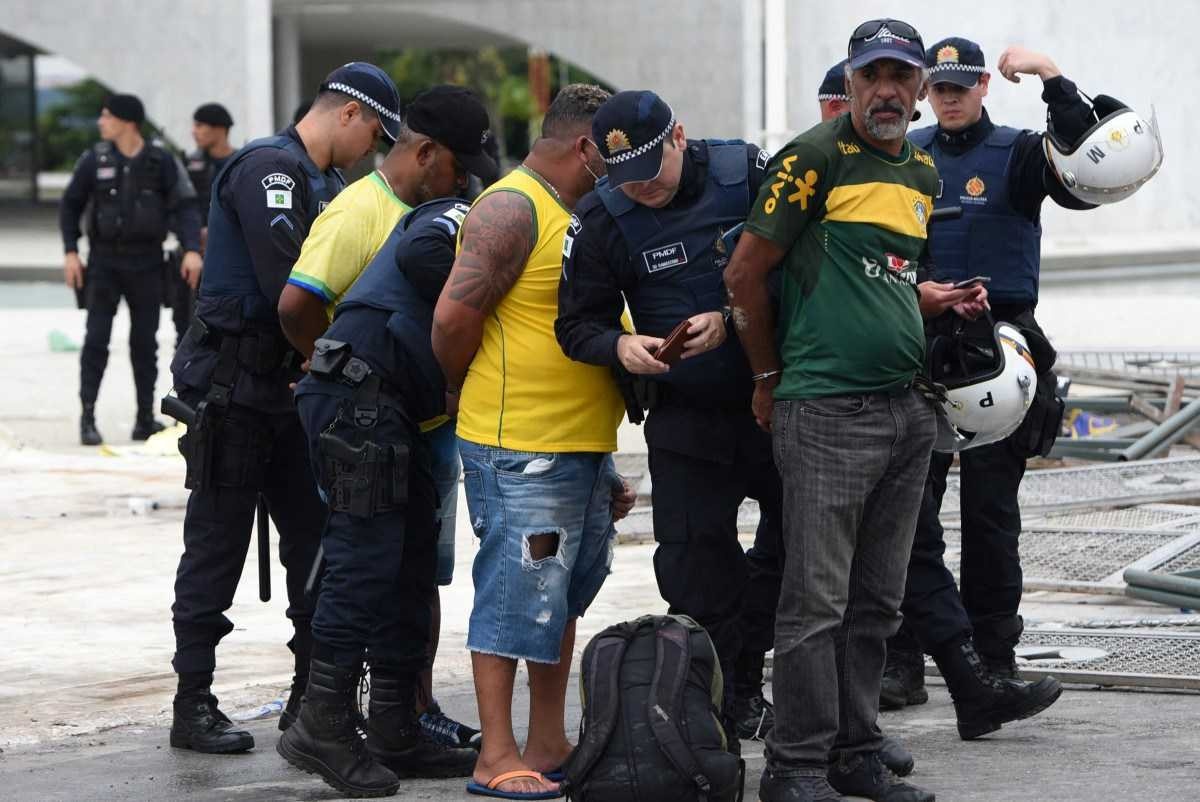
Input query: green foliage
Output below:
<box><xmin>37</xmin><ymin>78</ymin><xmax>108</xmax><ymax>171</ymax></box>
<box><xmin>374</xmin><ymin>47</ymin><xmax>612</xmax><ymax>164</ymax></box>
<box><xmin>37</xmin><ymin>78</ymin><xmax>173</xmax><ymax>171</ymax></box>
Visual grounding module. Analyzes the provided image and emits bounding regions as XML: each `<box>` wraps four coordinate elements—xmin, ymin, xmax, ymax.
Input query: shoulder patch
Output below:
<box><xmin>562</xmin><ymin>213</ymin><xmax>583</xmax><ymax>260</ymax></box>
<box><xmin>261</xmin><ymin>172</ymin><xmax>296</xmax><ymax>191</ymax></box>
<box><xmin>267</xmin><ymin>188</ymin><xmax>293</xmax><ymax>209</ymax></box>
<box><xmin>442</xmin><ymin>205</ymin><xmax>468</xmax><ymax>226</ymax></box>
<box><xmin>756</xmin><ymin>149</ymin><xmax>771</xmax><ymax>170</ymax></box>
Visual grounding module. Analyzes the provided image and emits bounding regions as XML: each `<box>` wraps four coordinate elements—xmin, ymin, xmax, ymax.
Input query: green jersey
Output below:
<box><xmin>745</xmin><ymin>114</ymin><xmax>938</xmax><ymax>400</ymax></box>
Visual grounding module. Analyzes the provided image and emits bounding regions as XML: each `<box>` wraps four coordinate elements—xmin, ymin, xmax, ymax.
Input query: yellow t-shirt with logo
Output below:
<box><xmin>456</xmin><ymin>166</ymin><xmax>625</xmax><ymax>453</ymax></box>
<box><xmin>286</xmin><ymin>171</ymin><xmax>411</xmax><ymax>318</ymax></box>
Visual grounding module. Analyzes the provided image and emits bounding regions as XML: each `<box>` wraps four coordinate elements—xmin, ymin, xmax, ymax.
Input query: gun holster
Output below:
<box><xmin>318</xmin><ymin>431</ymin><xmax>409</xmax><ymax>519</ymax></box>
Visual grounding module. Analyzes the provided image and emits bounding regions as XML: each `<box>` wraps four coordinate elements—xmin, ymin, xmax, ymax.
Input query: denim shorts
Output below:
<box><xmin>424</xmin><ymin>422</ymin><xmax>460</xmax><ymax>587</ymax></box>
<box><xmin>459</xmin><ymin>438</ymin><xmax>619</xmax><ymax>663</ymax></box>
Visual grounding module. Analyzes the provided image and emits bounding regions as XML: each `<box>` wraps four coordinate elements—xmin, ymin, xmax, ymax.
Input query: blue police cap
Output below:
<box><xmin>319</xmin><ymin>62</ymin><xmax>403</xmax><ymax>143</ymax></box>
<box><xmin>591</xmin><ymin>90</ymin><xmax>676</xmax><ymax>188</ymax></box>
<box><xmin>926</xmin><ymin>37</ymin><xmax>987</xmax><ymax>88</ymax></box>
<box><xmin>818</xmin><ymin>59</ymin><xmax>849</xmax><ymax>101</ymax></box>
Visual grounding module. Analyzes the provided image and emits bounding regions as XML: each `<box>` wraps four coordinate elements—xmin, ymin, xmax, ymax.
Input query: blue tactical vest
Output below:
<box><xmin>595</xmin><ymin>140</ymin><xmax>752</xmax><ymax>405</ymax></box>
<box><xmin>333</xmin><ymin>199</ymin><xmax>471</xmax><ymax>423</ymax></box>
<box><xmin>909</xmin><ymin>125</ymin><xmax>1041</xmax><ymax>304</ymax></box>
<box><xmin>198</xmin><ymin>133</ymin><xmax>343</xmax><ymax>329</ymax></box>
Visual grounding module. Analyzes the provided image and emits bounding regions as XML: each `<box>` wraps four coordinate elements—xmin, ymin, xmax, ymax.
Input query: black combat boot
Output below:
<box><xmin>80</xmin><ymin>403</ymin><xmax>102</xmax><ymax>446</ymax></box>
<box><xmin>131</xmin><ymin>409</ymin><xmax>166</xmax><ymax>441</ymax></box>
<box><xmin>170</xmin><ymin>687</ymin><xmax>254</xmax><ymax>753</ymax></box>
<box><xmin>828</xmin><ymin>752</ymin><xmax>935</xmax><ymax>802</ymax></box>
<box><xmin>879</xmin><ymin>646</ymin><xmax>927</xmax><ymax>711</ymax></box>
<box><xmin>277</xmin><ymin>659</ymin><xmax>400</xmax><ymax>797</ymax></box>
<box><xmin>365</xmin><ymin>667</ymin><xmax>477</xmax><ymax>778</ymax></box>
<box><xmin>279</xmin><ymin>680</ymin><xmax>304</xmax><ymax>732</ymax></box>
<box><xmin>931</xmin><ymin>636</ymin><xmax>1063</xmax><ymax>741</ymax></box>
<box><xmin>878</xmin><ymin>735</ymin><xmax>915</xmax><ymax>777</ymax></box>
<box><xmin>280</xmin><ymin>629</ymin><xmax>312</xmax><ymax>731</ymax></box>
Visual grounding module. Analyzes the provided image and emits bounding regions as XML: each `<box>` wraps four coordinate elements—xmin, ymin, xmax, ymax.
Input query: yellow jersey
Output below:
<box><xmin>286</xmin><ymin>171</ymin><xmax>411</xmax><ymax>318</ymax></box>
<box><xmin>456</xmin><ymin>166</ymin><xmax>624</xmax><ymax>453</ymax></box>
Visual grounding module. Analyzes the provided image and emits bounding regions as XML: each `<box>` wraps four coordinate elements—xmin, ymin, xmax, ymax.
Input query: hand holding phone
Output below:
<box><xmin>953</xmin><ymin>275</ymin><xmax>991</xmax><ymax>289</ymax></box>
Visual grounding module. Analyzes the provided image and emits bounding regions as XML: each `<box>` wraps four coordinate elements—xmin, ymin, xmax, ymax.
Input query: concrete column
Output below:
<box><xmin>273</xmin><ymin>10</ymin><xmax>301</xmax><ymax>134</ymax></box>
<box><xmin>740</xmin><ymin>0</ymin><xmax>764</xmax><ymax>145</ymax></box>
<box><xmin>239</xmin><ymin>0</ymin><xmax>274</xmax><ymax>139</ymax></box>
<box><xmin>762</xmin><ymin>0</ymin><xmax>788</xmax><ymax>152</ymax></box>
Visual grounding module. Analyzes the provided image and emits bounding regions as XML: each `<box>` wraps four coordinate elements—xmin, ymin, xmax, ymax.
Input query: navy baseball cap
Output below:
<box><xmin>319</xmin><ymin>61</ymin><xmax>402</xmax><ymax>143</ymax></box>
<box><xmin>405</xmin><ymin>85</ymin><xmax>499</xmax><ymax>183</ymax></box>
<box><xmin>926</xmin><ymin>37</ymin><xmax>987</xmax><ymax>87</ymax></box>
<box><xmin>818</xmin><ymin>59</ymin><xmax>849</xmax><ymax>101</ymax></box>
<box><xmin>592</xmin><ymin>90</ymin><xmax>676</xmax><ymax>188</ymax></box>
<box><xmin>847</xmin><ymin>18</ymin><xmax>925</xmax><ymax>70</ymax></box>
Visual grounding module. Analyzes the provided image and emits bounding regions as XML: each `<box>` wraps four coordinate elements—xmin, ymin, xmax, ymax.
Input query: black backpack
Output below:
<box><xmin>563</xmin><ymin>615</ymin><xmax>744</xmax><ymax>802</ymax></box>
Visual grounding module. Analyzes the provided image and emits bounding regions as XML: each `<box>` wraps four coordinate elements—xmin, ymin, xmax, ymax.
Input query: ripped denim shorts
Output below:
<box><xmin>458</xmin><ymin>438</ymin><xmax>619</xmax><ymax>663</ymax></box>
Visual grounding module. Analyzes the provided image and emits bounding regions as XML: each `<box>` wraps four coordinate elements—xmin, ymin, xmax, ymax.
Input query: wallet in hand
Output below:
<box><xmin>655</xmin><ymin>319</ymin><xmax>691</xmax><ymax>365</ymax></box>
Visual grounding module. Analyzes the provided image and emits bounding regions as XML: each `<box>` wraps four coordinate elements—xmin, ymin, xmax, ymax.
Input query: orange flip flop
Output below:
<box><xmin>466</xmin><ymin>769</ymin><xmax>563</xmax><ymax>799</ymax></box>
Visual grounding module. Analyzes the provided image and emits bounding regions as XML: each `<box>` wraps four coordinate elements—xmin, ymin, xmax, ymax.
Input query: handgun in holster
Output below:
<box><xmin>318</xmin><ymin>431</ymin><xmax>409</xmax><ymax>519</ymax></box>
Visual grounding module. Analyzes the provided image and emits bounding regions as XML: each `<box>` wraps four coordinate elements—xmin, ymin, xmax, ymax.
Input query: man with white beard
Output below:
<box><xmin>725</xmin><ymin>18</ymin><xmax>987</xmax><ymax>802</ymax></box>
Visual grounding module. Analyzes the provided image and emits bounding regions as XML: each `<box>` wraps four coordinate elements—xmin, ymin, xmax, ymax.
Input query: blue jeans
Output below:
<box><xmin>424</xmin><ymin>421</ymin><xmax>461</xmax><ymax>586</ymax></box>
<box><xmin>766</xmin><ymin>390</ymin><xmax>936</xmax><ymax>773</ymax></box>
<box><xmin>459</xmin><ymin>439</ymin><xmax>619</xmax><ymax>663</ymax></box>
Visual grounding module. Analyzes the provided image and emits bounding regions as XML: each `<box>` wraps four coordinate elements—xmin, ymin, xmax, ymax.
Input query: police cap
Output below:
<box><xmin>926</xmin><ymin>37</ymin><xmax>987</xmax><ymax>88</ymax></box>
<box><xmin>591</xmin><ymin>90</ymin><xmax>675</xmax><ymax>188</ymax></box>
<box><xmin>818</xmin><ymin>59</ymin><xmax>849</xmax><ymax>101</ymax></box>
<box><xmin>319</xmin><ymin>62</ymin><xmax>403</xmax><ymax>143</ymax></box>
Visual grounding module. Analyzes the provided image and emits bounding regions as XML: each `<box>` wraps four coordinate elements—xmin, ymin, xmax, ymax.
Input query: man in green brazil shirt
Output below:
<box><xmin>724</xmin><ymin>18</ymin><xmax>986</xmax><ymax>802</ymax></box>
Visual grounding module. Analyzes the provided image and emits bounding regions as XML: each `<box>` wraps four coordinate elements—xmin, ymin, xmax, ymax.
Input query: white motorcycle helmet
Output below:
<box><xmin>1043</xmin><ymin>94</ymin><xmax>1163</xmax><ymax>205</ymax></box>
<box><xmin>928</xmin><ymin>322</ymin><xmax>1039</xmax><ymax>453</ymax></box>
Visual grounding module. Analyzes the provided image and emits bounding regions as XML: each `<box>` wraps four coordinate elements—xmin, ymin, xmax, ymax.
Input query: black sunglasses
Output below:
<box><xmin>849</xmin><ymin>18</ymin><xmax>923</xmax><ymax>50</ymax></box>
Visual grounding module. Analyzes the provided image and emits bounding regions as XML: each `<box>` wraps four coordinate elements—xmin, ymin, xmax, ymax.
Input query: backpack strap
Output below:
<box><xmin>562</xmin><ymin>621</ymin><xmax>638</xmax><ymax>796</ymax></box>
<box><xmin>647</xmin><ymin>617</ymin><xmax>713</xmax><ymax>801</ymax></box>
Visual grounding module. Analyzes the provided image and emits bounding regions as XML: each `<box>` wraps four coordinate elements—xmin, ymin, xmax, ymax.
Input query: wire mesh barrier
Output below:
<box><xmin>924</xmin><ymin>628</ymin><xmax>1200</xmax><ymax>690</ymax></box>
<box><xmin>941</xmin><ymin>457</ymin><xmax>1200</xmax><ymax>520</ymax></box>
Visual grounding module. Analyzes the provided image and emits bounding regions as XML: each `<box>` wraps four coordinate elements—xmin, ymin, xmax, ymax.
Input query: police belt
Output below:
<box><xmin>185</xmin><ymin>317</ymin><xmax>302</xmax><ymax>377</ymax></box>
<box><xmin>309</xmin><ymin>354</ymin><xmax>413</xmax><ymax>431</ymax></box>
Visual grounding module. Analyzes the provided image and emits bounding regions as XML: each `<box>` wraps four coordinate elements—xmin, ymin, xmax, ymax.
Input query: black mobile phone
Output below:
<box><xmin>953</xmin><ymin>275</ymin><xmax>991</xmax><ymax>289</ymax></box>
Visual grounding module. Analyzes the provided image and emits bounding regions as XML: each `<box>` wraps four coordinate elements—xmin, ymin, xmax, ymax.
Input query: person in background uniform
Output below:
<box><xmin>725</xmin><ymin>19</ymin><xmax>988</xmax><ymax>802</ymax></box>
<box><xmin>433</xmin><ymin>84</ymin><xmax>637</xmax><ymax>800</ymax></box>
<box><xmin>555</xmin><ymin>89</ymin><xmax>784</xmax><ymax>747</ymax></box>
<box><xmin>59</xmin><ymin>92</ymin><xmax>202</xmax><ymax>446</ymax></box>
<box><xmin>881</xmin><ymin>38</ymin><xmax>1096</xmax><ymax>740</ymax></box>
<box><xmin>166</xmin><ymin>102</ymin><xmax>239</xmax><ymax>347</ymax></box>
<box><xmin>818</xmin><ymin>59</ymin><xmax>851</xmax><ymax>121</ymax></box>
<box><xmin>166</xmin><ymin>62</ymin><xmax>397</xmax><ymax>757</ymax></box>
<box><xmin>280</xmin><ymin>196</ymin><xmax>484</xmax><ymax>796</ymax></box>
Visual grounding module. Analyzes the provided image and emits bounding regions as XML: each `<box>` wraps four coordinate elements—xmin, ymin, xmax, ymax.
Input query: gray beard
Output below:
<box><xmin>865</xmin><ymin>112</ymin><xmax>909</xmax><ymax>142</ymax></box>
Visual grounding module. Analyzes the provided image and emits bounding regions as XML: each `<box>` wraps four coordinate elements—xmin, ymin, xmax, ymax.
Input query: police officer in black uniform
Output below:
<box><xmin>556</xmin><ymin>90</ymin><xmax>782</xmax><ymax>747</ymax></box>
<box><xmin>166</xmin><ymin>62</ymin><xmax>401</xmax><ymax>756</ymax></box>
<box><xmin>881</xmin><ymin>38</ymin><xmax>1097</xmax><ymax>739</ymax></box>
<box><xmin>60</xmin><ymin>92</ymin><xmax>202</xmax><ymax>446</ymax></box>
<box><xmin>166</xmin><ymin>103</ymin><xmax>239</xmax><ymax>346</ymax></box>
<box><xmin>280</xmin><ymin>183</ymin><xmax>496</xmax><ymax>794</ymax></box>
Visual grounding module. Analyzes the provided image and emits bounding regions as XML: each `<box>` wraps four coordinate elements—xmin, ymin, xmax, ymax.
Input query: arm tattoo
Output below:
<box><xmin>447</xmin><ymin>190</ymin><xmax>535</xmax><ymax>313</ymax></box>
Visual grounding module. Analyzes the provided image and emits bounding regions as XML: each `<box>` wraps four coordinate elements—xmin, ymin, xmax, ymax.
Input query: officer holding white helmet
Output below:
<box><xmin>881</xmin><ymin>40</ymin><xmax>1126</xmax><ymax>741</ymax></box>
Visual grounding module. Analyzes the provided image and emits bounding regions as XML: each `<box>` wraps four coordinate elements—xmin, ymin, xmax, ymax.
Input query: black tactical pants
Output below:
<box><xmin>892</xmin><ymin>439</ymin><xmax>1027</xmax><ymax>662</ymax></box>
<box><xmin>171</xmin><ymin>397</ymin><xmax>325</xmax><ymax>678</ymax></box>
<box><xmin>295</xmin><ymin>388</ymin><xmax>438</xmax><ymax>671</ymax></box>
<box><xmin>647</xmin><ymin>405</ymin><xmax>783</xmax><ymax>713</ymax></box>
<box><xmin>164</xmin><ymin>250</ymin><xmax>195</xmax><ymax>348</ymax></box>
<box><xmin>80</xmin><ymin>255</ymin><xmax>163</xmax><ymax>412</ymax></box>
